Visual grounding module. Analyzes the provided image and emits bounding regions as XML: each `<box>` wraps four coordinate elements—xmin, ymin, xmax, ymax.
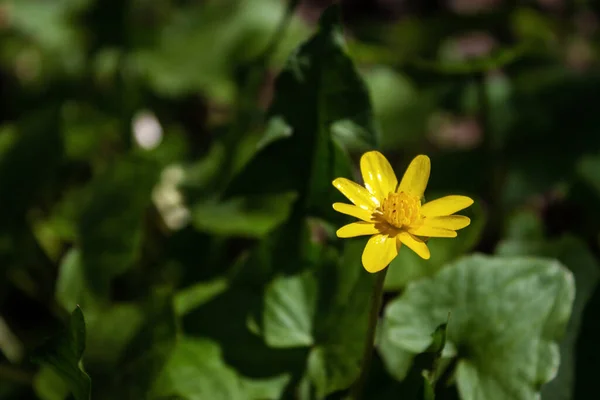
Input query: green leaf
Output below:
<box><xmin>239</xmin><ymin>373</ymin><xmax>291</xmax><ymax>400</ymax></box>
<box><xmin>385</xmin><ymin>197</ymin><xmax>485</xmax><ymax>290</ymax></box>
<box><xmin>262</xmin><ymin>239</ymin><xmax>376</xmax><ymax>397</ymax></box>
<box><xmin>405</xmin><ymin>323</ymin><xmax>448</xmax><ymax>400</ymax></box>
<box><xmin>7</xmin><ymin>0</ymin><xmax>86</xmax><ymax>75</ymax></box>
<box><xmin>55</xmin><ymin>248</ymin><xmax>145</xmax><ymax>368</ymax></box>
<box><xmin>32</xmin><ymin>307</ymin><xmax>91</xmax><ymax>400</ymax></box>
<box><xmin>191</xmin><ymin>193</ymin><xmax>297</xmax><ymax>238</ymax></box>
<box><xmin>153</xmin><ymin>336</ymin><xmax>291</xmax><ymax>400</ymax></box>
<box><xmin>78</xmin><ymin>156</ymin><xmax>159</xmax><ymax>297</ymax></box>
<box><xmin>114</xmin><ymin>288</ymin><xmax>178</xmax><ymax>398</ymax></box>
<box><xmin>225</xmin><ymin>4</ymin><xmax>377</xmax><ymax>220</ymax></box>
<box><xmin>55</xmin><ymin>248</ymin><xmax>92</xmax><ymax>311</ymax></box>
<box><xmin>133</xmin><ymin>0</ymin><xmax>309</xmax><ymax>101</ymax></box>
<box><xmin>496</xmin><ymin>233</ymin><xmax>600</xmax><ymax>400</ymax></box>
<box><xmin>174</xmin><ymin>278</ymin><xmax>230</xmax><ymax>316</ymax></box>
<box><xmin>263</xmin><ymin>271</ymin><xmax>318</xmax><ymax>347</ymax></box>
<box><xmin>152</xmin><ymin>337</ymin><xmax>245</xmax><ymax>400</ymax></box>
<box><xmin>33</xmin><ymin>366</ymin><xmax>69</xmax><ymax>400</ymax></box>
<box><xmin>380</xmin><ymin>254</ymin><xmax>574</xmax><ymax>400</ymax></box>
<box><xmin>85</xmin><ymin>304</ymin><xmax>145</xmax><ymax>368</ymax></box>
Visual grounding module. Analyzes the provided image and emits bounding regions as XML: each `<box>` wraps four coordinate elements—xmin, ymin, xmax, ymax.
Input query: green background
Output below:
<box><xmin>0</xmin><ymin>0</ymin><xmax>598</xmax><ymax>399</ymax></box>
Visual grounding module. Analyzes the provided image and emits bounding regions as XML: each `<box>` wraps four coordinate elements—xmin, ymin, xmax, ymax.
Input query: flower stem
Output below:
<box><xmin>350</xmin><ymin>268</ymin><xmax>389</xmax><ymax>399</ymax></box>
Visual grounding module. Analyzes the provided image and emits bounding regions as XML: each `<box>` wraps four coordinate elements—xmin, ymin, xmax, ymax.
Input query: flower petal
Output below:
<box><xmin>362</xmin><ymin>234</ymin><xmax>399</xmax><ymax>273</ymax></box>
<box><xmin>332</xmin><ymin>178</ymin><xmax>379</xmax><ymax>210</ymax></box>
<box><xmin>332</xmin><ymin>203</ymin><xmax>373</xmax><ymax>222</ymax></box>
<box><xmin>407</xmin><ymin>225</ymin><xmax>457</xmax><ymax>238</ymax></box>
<box><xmin>398</xmin><ymin>232</ymin><xmax>430</xmax><ymax>260</ymax></box>
<box><xmin>397</xmin><ymin>155</ymin><xmax>430</xmax><ymax>199</ymax></box>
<box><xmin>420</xmin><ymin>195</ymin><xmax>474</xmax><ymax>217</ymax></box>
<box><xmin>336</xmin><ymin>222</ymin><xmax>379</xmax><ymax>238</ymax></box>
<box><xmin>422</xmin><ymin>215</ymin><xmax>471</xmax><ymax>230</ymax></box>
<box><xmin>360</xmin><ymin>151</ymin><xmax>398</xmax><ymax>202</ymax></box>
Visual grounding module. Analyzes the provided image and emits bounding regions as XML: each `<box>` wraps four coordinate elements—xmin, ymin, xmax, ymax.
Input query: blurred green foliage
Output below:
<box><xmin>0</xmin><ymin>0</ymin><xmax>599</xmax><ymax>399</ymax></box>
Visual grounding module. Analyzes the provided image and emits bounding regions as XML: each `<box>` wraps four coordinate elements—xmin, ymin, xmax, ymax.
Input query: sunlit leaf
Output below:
<box><xmin>380</xmin><ymin>254</ymin><xmax>574</xmax><ymax>400</ymax></box>
<box><xmin>496</xmin><ymin>229</ymin><xmax>600</xmax><ymax>400</ymax></box>
<box><xmin>152</xmin><ymin>337</ymin><xmax>245</xmax><ymax>400</ymax></box>
<box><xmin>262</xmin><ymin>239</ymin><xmax>376</xmax><ymax>397</ymax></box>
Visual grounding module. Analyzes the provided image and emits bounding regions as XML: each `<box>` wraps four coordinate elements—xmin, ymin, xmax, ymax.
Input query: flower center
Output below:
<box><xmin>380</xmin><ymin>192</ymin><xmax>421</xmax><ymax>229</ymax></box>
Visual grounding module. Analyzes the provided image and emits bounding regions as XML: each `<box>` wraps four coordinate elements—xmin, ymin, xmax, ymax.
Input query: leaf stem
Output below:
<box><xmin>350</xmin><ymin>267</ymin><xmax>388</xmax><ymax>399</ymax></box>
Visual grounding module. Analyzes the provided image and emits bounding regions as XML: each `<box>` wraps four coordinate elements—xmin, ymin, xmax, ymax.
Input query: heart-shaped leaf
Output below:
<box><xmin>380</xmin><ymin>254</ymin><xmax>574</xmax><ymax>400</ymax></box>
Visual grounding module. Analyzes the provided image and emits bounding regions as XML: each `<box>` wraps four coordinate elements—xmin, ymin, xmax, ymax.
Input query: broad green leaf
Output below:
<box><xmin>6</xmin><ymin>0</ymin><xmax>86</xmax><ymax>76</ymax></box>
<box><xmin>179</xmin><ymin>222</ymin><xmax>313</xmax><ymax>384</ymax></box>
<box><xmin>56</xmin><ymin>248</ymin><xmax>92</xmax><ymax>311</ymax></box>
<box><xmin>385</xmin><ymin>197</ymin><xmax>485</xmax><ymax>290</ymax></box>
<box><xmin>175</xmin><ymin>278</ymin><xmax>230</xmax><ymax>316</ymax></box>
<box><xmin>262</xmin><ymin>239</ymin><xmax>376</xmax><ymax>397</ymax></box>
<box><xmin>240</xmin><ymin>373</ymin><xmax>291</xmax><ymax>400</ymax></box>
<box><xmin>153</xmin><ymin>336</ymin><xmax>291</xmax><ymax>400</ymax></box>
<box><xmin>78</xmin><ymin>156</ymin><xmax>159</xmax><ymax>296</ymax></box>
<box><xmin>32</xmin><ymin>307</ymin><xmax>91</xmax><ymax>400</ymax></box>
<box><xmin>380</xmin><ymin>254</ymin><xmax>574</xmax><ymax>400</ymax></box>
<box><xmin>263</xmin><ymin>272</ymin><xmax>317</xmax><ymax>347</ymax></box>
<box><xmin>33</xmin><ymin>366</ymin><xmax>69</xmax><ymax>400</ymax></box>
<box><xmin>225</xmin><ymin>5</ymin><xmax>377</xmax><ymax>221</ymax></box>
<box><xmin>85</xmin><ymin>304</ymin><xmax>145</xmax><ymax>368</ymax></box>
<box><xmin>132</xmin><ymin>0</ymin><xmax>309</xmax><ymax>101</ymax></box>
<box><xmin>496</xmin><ymin>233</ymin><xmax>600</xmax><ymax>400</ymax></box>
<box><xmin>114</xmin><ymin>288</ymin><xmax>177</xmax><ymax>398</ymax></box>
<box><xmin>191</xmin><ymin>193</ymin><xmax>297</xmax><ymax>238</ymax></box>
<box><xmin>152</xmin><ymin>337</ymin><xmax>245</xmax><ymax>400</ymax></box>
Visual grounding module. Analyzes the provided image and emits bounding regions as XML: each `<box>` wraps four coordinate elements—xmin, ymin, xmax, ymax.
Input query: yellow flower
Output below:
<box><xmin>332</xmin><ymin>151</ymin><xmax>474</xmax><ymax>273</ymax></box>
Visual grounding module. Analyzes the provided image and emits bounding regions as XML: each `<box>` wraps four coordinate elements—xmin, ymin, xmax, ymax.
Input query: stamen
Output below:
<box><xmin>380</xmin><ymin>192</ymin><xmax>420</xmax><ymax>229</ymax></box>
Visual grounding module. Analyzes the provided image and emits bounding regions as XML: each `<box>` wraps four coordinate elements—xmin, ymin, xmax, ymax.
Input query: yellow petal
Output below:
<box><xmin>398</xmin><ymin>232</ymin><xmax>430</xmax><ymax>260</ymax></box>
<box><xmin>420</xmin><ymin>195</ymin><xmax>474</xmax><ymax>217</ymax></box>
<box><xmin>332</xmin><ymin>203</ymin><xmax>373</xmax><ymax>222</ymax></box>
<box><xmin>407</xmin><ymin>225</ymin><xmax>457</xmax><ymax>238</ymax></box>
<box><xmin>332</xmin><ymin>178</ymin><xmax>379</xmax><ymax>210</ymax></box>
<box><xmin>360</xmin><ymin>151</ymin><xmax>398</xmax><ymax>202</ymax></box>
<box><xmin>422</xmin><ymin>215</ymin><xmax>471</xmax><ymax>230</ymax></box>
<box><xmin>337</xmin><ymin>222</ymin><xmax>379</xmax><ymax>238</ymax></box>
<box><xmin>361</xmin><ymin>234</ymin><xmax>399</xmax><ymax>273</ymax></box>
<box><xmin>397</xmin><ymin>155</ymin><xmax>430</xmax><ymax>199</ymax></box>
